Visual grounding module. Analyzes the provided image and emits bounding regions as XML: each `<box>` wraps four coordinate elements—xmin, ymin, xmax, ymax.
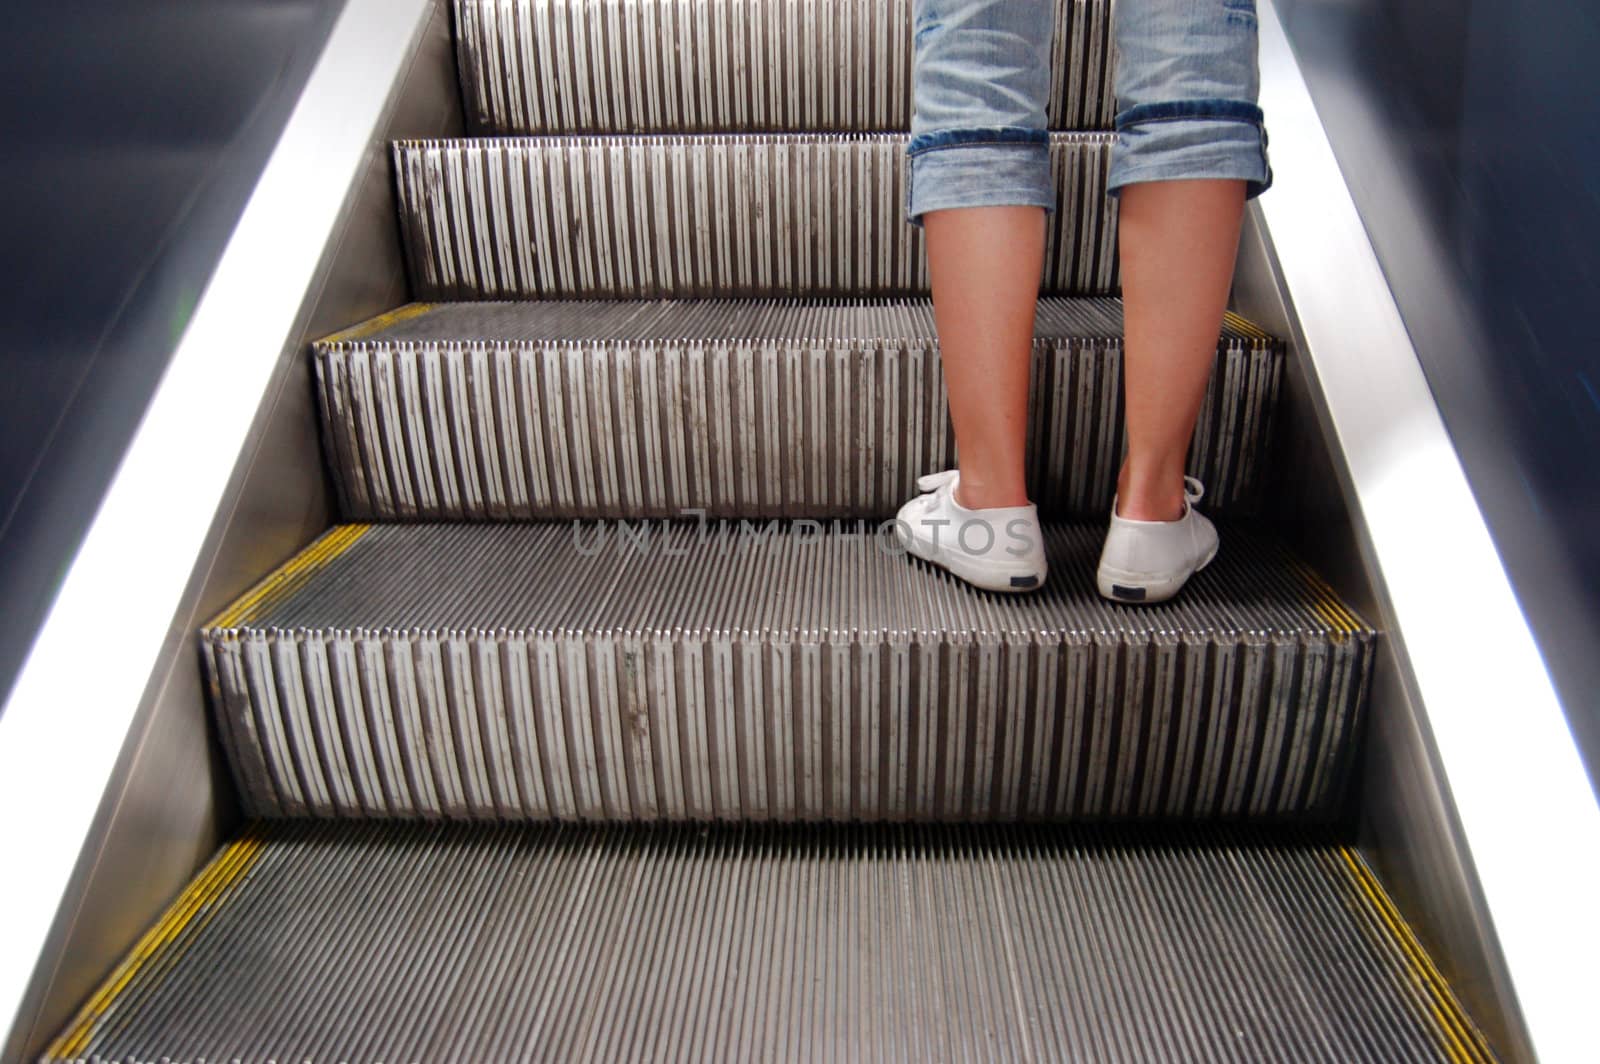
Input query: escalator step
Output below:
<box><xmin>43</xmin><ymin>822</ymin><xmax>1493</xmax><ymax>1063</ymax></box>
<box><xmin>394</xmin><ymin>134</ymin><xmax>1118</xmax><ymax>300</ymax></box>
<box><xmin>314</xmin><ymin>299</ymin><xmax>1281</xmax><ymax>521</ymax></box>
<box><xmin>201</xmin><ymin>522</ymin><xmax>1373</xmax><ymax>823</ymax></box>
<box><xmin>453</xmin><ymin>0</ymin><xmax>1114</xmax><ymax>134</ymax></box>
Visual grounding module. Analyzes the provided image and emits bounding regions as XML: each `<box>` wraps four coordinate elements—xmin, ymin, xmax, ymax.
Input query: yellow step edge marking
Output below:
<box><xmin>204</xmin><ymin>524</ymin><xmax>368</xmax><ymax>630</ymax></box>
<box><xmin>1310</xmin><ymin>589</ymin><xmax>1364</xmax><ymax>635</ymax></box>
<box><xmin>315</xmin><ymin>302</ymin><xmax>435</xmax><ymax>345</ymax></box>
<box><xmin>1222</xmin><ymin>309</ymin><xmax>1274</xmax><ymax>341</ymax></box>
<box><xmin>46</xmin><ymin>833</ymin><xmax>265</xmax><ymax>1061</ymax></box>
<box><xmin>205</xmin><ymin>524</ymin><xmax>371</xmax><ymax>631</ymax></box>
<box><xmin>1338</xmin><ymin>848</ymin><xmax>1496</xmax><ymax>1063</ymax></box>
<box><xmin>1286</xmin><ymin>554</ymin><xmax>1369</xmax><ymax>634</ymax></box>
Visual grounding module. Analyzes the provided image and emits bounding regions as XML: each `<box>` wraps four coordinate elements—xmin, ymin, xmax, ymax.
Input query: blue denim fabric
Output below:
<box><xmin>907</xmin><ymin>0</ymin><xmax>1271</xmax><ymax>225</ymax></box>
<box><xmin>907</xmin><ymin>0</ymin><xmax>1055</xmax><ymax>223</ymax></box>
<box><xmin>1110</xmin><ymin>0</ymin><xmax>1272</xmax><ymax>197</ymax></box>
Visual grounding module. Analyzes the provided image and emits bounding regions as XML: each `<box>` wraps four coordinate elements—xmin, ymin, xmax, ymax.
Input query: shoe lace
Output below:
<box><xmin>1183</xmin><ymin>476</ymin><xmax>1206</xmax><ymax>506</ymax></box>
<box><xmin>909</xmin><ymin>469</ymin><xmax>960</xmax><ymax>514</ymax></box>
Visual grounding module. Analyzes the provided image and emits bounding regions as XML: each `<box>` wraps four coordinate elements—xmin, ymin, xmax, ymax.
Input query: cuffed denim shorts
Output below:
<box><xmin>906</xmin><ymin>0</ymin><xmax>1272</xmax><ymax>224</ymax></box>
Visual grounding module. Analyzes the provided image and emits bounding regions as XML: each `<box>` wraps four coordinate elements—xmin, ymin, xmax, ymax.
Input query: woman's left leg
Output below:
<box><xmin>923</xmin><ymin>204</ymin><xmax>1045</xmax><ymax>511</ymax></box>
<box><xmin>895</xmin><ymin>0</ymin><xmax>1056</xmax><ymax>593</ymax></box>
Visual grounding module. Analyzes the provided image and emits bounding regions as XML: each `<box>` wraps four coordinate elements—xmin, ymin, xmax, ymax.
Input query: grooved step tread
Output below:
<box><xmin>313</xmin><ymin>298</ymin><xmax>1281</xmax><ymax>520</ymax></box>
<box><xmin>44</xmin><ymin>822</ymin><xmax>1493</xmax><ymax>1064</ymax></box>
<box><xmin>202</xmin><ymin>522</ymin><xmax>1373</xmax><ymax>823</ymax></box>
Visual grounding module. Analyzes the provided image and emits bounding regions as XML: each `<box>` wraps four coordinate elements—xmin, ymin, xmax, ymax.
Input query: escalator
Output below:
<box><xmin>36</xmin><ymin>1</ymin><xmax>1498</xmax><ymax>1059</ymax></box>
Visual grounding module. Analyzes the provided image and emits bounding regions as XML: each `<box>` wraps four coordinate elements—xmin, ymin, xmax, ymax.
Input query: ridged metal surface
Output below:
<box><xmin>45</xmin><ymin>821</ymin><xmax>1495</xmax><ymax>1064</ymax></box>
<box><xmin>314</xmin><ymin>299</ymin><xmax>1281</xmax><ymax>521</ymax></box>
<box><xmin>201</xmin><ymin>521</ymin><xmax>1372</xmax><ymax>823</ymax></box>
<box><xmin>454</xmin><ymin>0</ymin><xmax>1115</xmax><ymax>134</ymax></box>
<box><xmin>394</xmin><ymin>134</ymin><xmax>1118</xmax><ymax>299</ymax></box>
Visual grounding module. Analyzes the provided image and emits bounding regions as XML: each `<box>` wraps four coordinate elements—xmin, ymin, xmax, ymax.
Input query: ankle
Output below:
<box><xmin>953</xmin><ymin>473</ymin><xmax>1030</xmax><ymax>510</ymax></box>
<box><xmin>1115</xmin><ymin>463</ymin><xmax>1185</xmax><ymax>522</ymax></box>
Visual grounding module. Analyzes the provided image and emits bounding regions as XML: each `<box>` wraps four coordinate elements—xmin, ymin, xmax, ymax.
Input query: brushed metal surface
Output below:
<box><xmin>43</xmin><ymin>821</ymin><xmax>1492</xmax><ymax>1063</ymax></box>
<box><xmin>0</xmin><ymin>2</ymin><xmax>462</xmax><ymax>1060</ymax></box>
<box><xmin>1236</xmin><ymin>207</ymin><xmax>1526</xmax><ymax>1058</ymax></box>
<box><xmin>0</xmin><ymin>0</ymin><xmax>345</xmax><ymax>712</ymax></box>
<box><xmin>453</xmin><ymin>0</ymin><xmax>1115</xmax><ymax>133</ymax></box>
<box><xmin>394</xmin><ymin>134</ymin><xmax>1120</xmax><ymax>298</ymax></box>
<box><xmin>1277</xmin><ymin>0</ymin><xmax>1600</xmax><ymax>799</ymax></box>
<box><xmin>314</xmin><ymin>299</ymin><xmax>1281</xmax><ymax>520</ymax></box>
<box><xmin>1357</xmin><ymin>650</ymin><xmax>1527</xmax><ymax>1060</ymax></box>
<box><xmin>201</xmin><ymin>521</ymin><xmax>1374</xmax><ymax>823</ymax></box>
<box><xmin>5</xmin><ymin>0</ymin><xmax>1529</xmax><ymax>1057</ymax></box>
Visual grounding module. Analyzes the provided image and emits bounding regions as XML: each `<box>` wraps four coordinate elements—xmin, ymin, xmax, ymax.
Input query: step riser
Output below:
<box><xmin>202</xmin><ymin>526</ymin><xmax>1370</xmax><ymax>824</ymax></box>
<box><xmin>317</xmin><ymin>332</ymin><xmax>1279</xmax><ymax>521</ymax></box>
<box><xmin>455</xmin><ymin>0</ymin><xmax>1114</xmax><ymax>134</ymax></box>
<box><xmin>207</xmin><ymin>627</ymin><xmax>1364</xmax><ymax>822</ymax></box>
<box><xmin>395</xmin><ymin>135</ymin><xmax>1118</xmax><ymax>300</ymax></box>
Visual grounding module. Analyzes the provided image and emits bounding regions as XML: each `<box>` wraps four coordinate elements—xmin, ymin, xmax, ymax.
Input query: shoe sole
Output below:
<box><xmin>1096</xmin><ymin>540</ymin><xmax>1220</xmax><ymax>605</ymax></box>
<box><xmin>897</xmin><ymin>527</ymin><xmax>1047</xmax><ymax>594</ymax></box>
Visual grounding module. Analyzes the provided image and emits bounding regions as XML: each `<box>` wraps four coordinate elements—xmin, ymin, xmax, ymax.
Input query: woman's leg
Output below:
<box><xmin>924</xmin><ymin>205</ymin><xmax>1046</xmax><ymax>510</ymax></box>
<box><xmin>893</xmin><ymin>0</ymin><xmax>1055</xmax><ymax>592</ymax></box>
<box><xmin>1115</xmin><ymin>179</ymin><xmax>1247</xmax><ymax>521</ymax></box>
<box><xmin>1095</xmin><ymin>0</ymin><xmax>1270</xmax><ymax>602</ymax></box>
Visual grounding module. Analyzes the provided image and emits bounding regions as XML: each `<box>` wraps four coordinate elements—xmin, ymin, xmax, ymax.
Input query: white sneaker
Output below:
<box><xmin>894</xmin><ymin>470</ymin><xmax>1048</xmax><ymax>592</ymax></box>
<box><xmin>1096</xmin><ymin>476</ymin><xmax>1219</xmax><ymax>604</ymax></box>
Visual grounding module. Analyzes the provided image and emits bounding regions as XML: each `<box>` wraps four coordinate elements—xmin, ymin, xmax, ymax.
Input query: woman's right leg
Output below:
<box><xmin>1095</xmin><ymin>0</ymin><xmax>1271</xmax><ymax>602</ymax></box>
<box><xmin>1116</xmin><ymin>178</ymin><xmax>1247</xmax><ymax>522</ymax></box>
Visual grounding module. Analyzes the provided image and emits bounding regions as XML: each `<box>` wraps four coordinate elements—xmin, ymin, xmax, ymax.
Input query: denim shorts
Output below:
<box><xmin>906</xmin><ymin>0</ymin><xmax>1272</xmax><ymax>223</ymax></box>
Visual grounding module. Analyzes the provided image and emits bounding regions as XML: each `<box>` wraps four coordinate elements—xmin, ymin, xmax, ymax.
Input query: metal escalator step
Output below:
<box><xmin>313</xmin><ymin>299</ymin><xmax>1281</xmax><ymax>521</ymax></box>
<box><xmin>454</xmin><ymin>0</ymin><xmax>1114</xmax><ymax>134</ymax></box>
<box><xmin>394</xmin><ymin>134</ymin><xmax>1118</xmax><ymax>299</ymax></box>
<box><xmin>200</xmin><ymin>522</ymin><xmax>1373</xmax><ymax>823</ymax></box>
<box><xmin>44</xmin><ymin>822</ymin><xmax>1494</xmax><ymax>1063</ymax></box>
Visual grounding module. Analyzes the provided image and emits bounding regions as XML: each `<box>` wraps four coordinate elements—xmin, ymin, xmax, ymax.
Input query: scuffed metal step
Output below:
<box><xmin>454</xmin><ymin>0</ymin><xmax>1114</xmax><ymax>134</ymax></box>
<box><xmin>200</xmin><ymin>522</ymin><xmax>1373</xmax><ymax>823</ymax></box>
<box><xmin>44</xmin><ymin>822</ymin><xmax>1494</xmax><ymax>1064</ymax></box>
<box><xmin>314</xmin><ymin>299</ymin><xmax>1281</xmax><ymax>521</ymax></box>
<box><xmin>394</xmin><ymin>134</ymin><xmax>1117</xmax><ymax>299</ymax></box>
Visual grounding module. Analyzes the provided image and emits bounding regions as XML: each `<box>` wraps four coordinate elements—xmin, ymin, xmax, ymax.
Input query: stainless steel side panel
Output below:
<box><xmin>0</xmin><ymin>2</ymin><xmax>462</xmax><ymax>1059</ymax></box>
<box><xmin>1236</xmin><ymin>4</ymin><xmax>1600</xmax><ymax>1060</ymax></box>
